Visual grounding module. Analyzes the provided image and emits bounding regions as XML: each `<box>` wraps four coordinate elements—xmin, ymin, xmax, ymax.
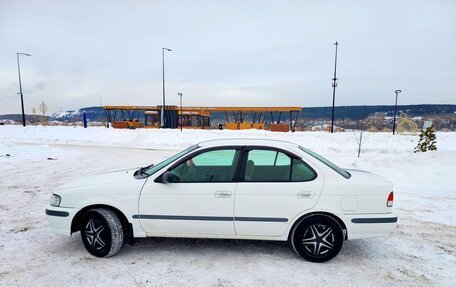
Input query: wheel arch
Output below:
<box><xmin>287</xmin><ymin>211</ymin><xmax>348</xmax><ymax>241</ymax></box>
<box><xmin>71</xmin><ymin>204</ymin><xmax>131</xmax><ymax>238</ymax></box>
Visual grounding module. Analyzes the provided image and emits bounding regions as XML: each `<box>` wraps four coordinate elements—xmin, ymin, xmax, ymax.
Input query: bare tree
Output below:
<box><xmin>354</xmin><ymin>130</ymin><xmax>369</xmax><ymax>158</ymax></box>
<box><xmin>31</xmin><ymin>107</ymin><xmax>37</xmax><ymax>126</ymax></box>
<box><xmin>39</xmin><ymin>101</ymin><xmax>48</xmax><ymax>127</ymax></box>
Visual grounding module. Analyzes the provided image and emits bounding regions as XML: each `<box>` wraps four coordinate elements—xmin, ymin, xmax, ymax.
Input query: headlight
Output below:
<box><xmin>50</xmin><ymin>194</ymin><xmax>61</xmax><ymax>207</ymax></box>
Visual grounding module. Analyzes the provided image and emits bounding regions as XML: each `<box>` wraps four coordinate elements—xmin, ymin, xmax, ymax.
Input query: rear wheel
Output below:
<box><xmin>80</xmin><ymin>208</ymin><xmax>123</xmax><ymax>257</ymax></box>
<box><xmin>290</xmin><ymin>214</ymin><xmax>344</xmax><ymax>262</ymax></box>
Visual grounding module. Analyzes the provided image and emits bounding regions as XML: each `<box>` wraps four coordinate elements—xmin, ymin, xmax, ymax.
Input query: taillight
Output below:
<box><xmin>387</xmin><ymin>192</ymin><xmax>394</xmax><ymax>207</ymax></box>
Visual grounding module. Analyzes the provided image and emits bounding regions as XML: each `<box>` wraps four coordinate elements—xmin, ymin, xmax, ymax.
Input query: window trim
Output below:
<box><xmin>238</xmin><ymin>146</ymin><xmax>318</xmax><ymax>183</ymax></box>
<box><xmin>154</xmin><ymin>145</ymin><xmax>244</xmax><ymax>183</ymax></box>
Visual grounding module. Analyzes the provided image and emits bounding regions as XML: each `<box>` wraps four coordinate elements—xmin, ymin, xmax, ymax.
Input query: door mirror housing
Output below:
<box><xmin>161</xmin><ymin>171</ymin><xmax>178</xmax><ymax>183</ymax></box>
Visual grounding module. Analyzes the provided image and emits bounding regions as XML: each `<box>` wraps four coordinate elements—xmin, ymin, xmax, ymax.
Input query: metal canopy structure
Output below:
<box><xmin>103</xmin><ymin>106</ymin><xmax>301</xmax><ymax>130</ymax></box>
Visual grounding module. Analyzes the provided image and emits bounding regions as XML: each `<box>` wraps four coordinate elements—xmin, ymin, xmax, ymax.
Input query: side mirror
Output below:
<box><xmin>162</xmin><ymin>171</ymin><xmax>178</xmax><ymax>183</ymax></box>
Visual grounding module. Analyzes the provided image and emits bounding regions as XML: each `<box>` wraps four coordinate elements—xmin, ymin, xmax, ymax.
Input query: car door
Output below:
<box><xmin>138</xmin><ymin>147</ymin><xmax>242</xmax><ymax>236</ymax></box>
<box><xmin>234</xmin><ymin>147</ymin><xmax>324</xmax><ymax>237</ymax></box>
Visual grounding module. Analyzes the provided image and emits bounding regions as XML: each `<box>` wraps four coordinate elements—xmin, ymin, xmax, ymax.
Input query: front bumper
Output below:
<box><xmin>343</xmin><ymin>213</ymin><xmax>397</xmax><ymax>239</ymax></box>
<box><xmin>45</xmin><ymin>205</ymin><xmax>76</xmax><ymax>236</ymax></box>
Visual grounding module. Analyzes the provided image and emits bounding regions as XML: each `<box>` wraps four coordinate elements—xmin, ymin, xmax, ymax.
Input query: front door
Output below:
<box><xmin>234</xmin><ymin>147</ymin><xmax>324</xmax><ymax>237</ymax></box>
<box><xmin>139</xmin><ymin>147</ymin><xmax>242</xmax><ymax>236</ymax></box>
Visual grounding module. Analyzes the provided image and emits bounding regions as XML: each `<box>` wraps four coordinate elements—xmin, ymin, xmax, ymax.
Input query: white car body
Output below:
<box><xmin>46</xmin><ymin>139</ymin><xmax>396</xmax><ymax>258</ymax></box>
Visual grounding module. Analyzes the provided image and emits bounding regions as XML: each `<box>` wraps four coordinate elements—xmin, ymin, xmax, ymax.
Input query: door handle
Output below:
<box><xmin>215</xmin><ymin>191</ymin><xmax>232</xmax><ymax>198</ymax></box>
<box><xmin>297</xmin><ymin>191</ymin><xmax>313</xmax><ymax>198</ymax></box>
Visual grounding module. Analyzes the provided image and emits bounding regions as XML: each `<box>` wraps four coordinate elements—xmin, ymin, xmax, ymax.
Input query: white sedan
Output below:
<box><xmin>46</xmin><ymin>139</ymin><xmax>396</xmax><ymax>262</ymax></box>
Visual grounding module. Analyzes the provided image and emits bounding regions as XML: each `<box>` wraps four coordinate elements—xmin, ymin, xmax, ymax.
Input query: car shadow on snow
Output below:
<box><xmin>127</xmin><ymin>237</ymin><xmax>297</xmax><ymax>259</ymax></box>
<box><xmin>123</xmin><ymin>237</ymin><xmax>375</xmax><ymax>261</ymax></box>
<box><xmin>50</xmin><ymin>232</ymin><xmax>376</xmax><ymax>262</ymax></box>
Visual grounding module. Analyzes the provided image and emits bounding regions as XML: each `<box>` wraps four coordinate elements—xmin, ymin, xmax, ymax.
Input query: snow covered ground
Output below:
<box><xmin>0</xmin><ymin>125</ymin><xmax>455</xmax><ymax>286</ymax></box>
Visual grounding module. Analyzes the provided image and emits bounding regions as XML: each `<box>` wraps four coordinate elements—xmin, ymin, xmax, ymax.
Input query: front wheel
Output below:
<box><xmin>80</xmin><ymin>208</ymin><xmax>123</xmax><ymax>257</ymax></box>
<box><xmin>290</xmin><ymin>214</ymin><xmax>344</xmax><ymax>262</ymax></box>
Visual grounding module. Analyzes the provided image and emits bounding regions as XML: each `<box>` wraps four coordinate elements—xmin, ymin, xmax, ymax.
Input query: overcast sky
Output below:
<box><xmin>0</xmin><ymin>0</ymin><xmax>455</xmax><ymax>114</ymax></box>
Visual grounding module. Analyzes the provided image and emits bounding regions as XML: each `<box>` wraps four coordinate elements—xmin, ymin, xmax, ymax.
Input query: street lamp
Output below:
<box><xmin>161</xmin><ymin>47</ymin><xmax>172</xmax><ymax>128</ymax></box>
<box><xmin>392</xmin><ymin>89</ymin><xmax>402</xmax><ymax>135</ymax></box>
<box><xmin>178</xmin><ymin>92</ymin><xmax>183</xmax><ymax>131</ymax></box>
<box><xmin>16</xmin><ymin>52</ymin><xmax>31</xmax><ymax>127</ymax></box>
<box><xmin>330</xmin><ymin>41</ymin><xmax>339</xmax><ymax>133</ymax></box>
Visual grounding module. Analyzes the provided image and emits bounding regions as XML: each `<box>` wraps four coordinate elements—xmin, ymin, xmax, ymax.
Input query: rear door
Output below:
<box><xmin>234</xmin><ymin>147</ymin><xmax>324</xmax><ymax>236</ymax></box>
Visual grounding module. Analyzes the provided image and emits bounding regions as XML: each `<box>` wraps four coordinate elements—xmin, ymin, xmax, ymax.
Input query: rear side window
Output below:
<box><xmin>291</xmin><ymin>158</ymin><xmax>317</xmax><ymax>181</ymax></box>
<box><xmin>244</xmin><ymin>149</ymin><xmax>316</xmax><ymax>182</ymax></box>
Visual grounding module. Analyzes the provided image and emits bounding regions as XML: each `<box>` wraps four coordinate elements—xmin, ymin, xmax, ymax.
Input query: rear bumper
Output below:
<box><xmin>45</xmin><ymin>206</ymin><xmax>76</xmax><ymax>236</ymax></box>
<box><xmin>343</xmin><ymin>213</ymin><xmax>397</xmax><ymax>239</ymax></box>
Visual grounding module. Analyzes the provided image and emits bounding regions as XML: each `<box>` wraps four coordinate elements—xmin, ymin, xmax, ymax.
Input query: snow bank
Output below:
<box><xmin>2</xmin><ymin>125</ymin><xmax>455</xmax><ymax>152</ymax></box>
<box><xmin>0</xmin><ymin>125</ymin><xmax>455</xmax><ymax>286</ymax></box>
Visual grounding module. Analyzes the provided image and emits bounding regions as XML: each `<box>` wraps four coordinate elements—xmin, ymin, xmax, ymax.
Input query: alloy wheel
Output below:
<box><xmin>301</xmin><ymin>223</ymin><xmax>335</xmax><ymax>256</ymax></box>
<box><xmin>84</xmin><ymin>219</ymin><xmax>107</xmax><ymax>251</ymax></box>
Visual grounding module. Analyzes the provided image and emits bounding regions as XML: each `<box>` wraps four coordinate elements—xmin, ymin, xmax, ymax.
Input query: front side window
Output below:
<box><xmin>244</xmin><ymin>149</ymin><xmax>316</xmax><ymax>182</ymax></box>
<box><xmin>144</xmin><ymin>144</ymin><xmax>199</xmax><ymax>176</ymax></box>
<box><xmin>170</xmin><ymin>149</ymin><xmax>239</xmax><ymax>182</ymax></box>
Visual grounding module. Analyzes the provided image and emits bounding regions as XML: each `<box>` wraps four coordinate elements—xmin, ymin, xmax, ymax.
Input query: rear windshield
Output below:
<box><xmin>299</xmin><ymin>146</ymin><xmax>351</xmax><ymax>179</ymax></box>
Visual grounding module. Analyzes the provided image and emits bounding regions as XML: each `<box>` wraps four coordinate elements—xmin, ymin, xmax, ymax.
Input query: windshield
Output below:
<box><xmin>144</xmin><ymin>144</ymin><xmax>199</xmax><ymax>176</ymax></box>
<box><xmin>299</xmin><ymin>146</ymin><xmax>351</xmax><ymax>179</ymax></box>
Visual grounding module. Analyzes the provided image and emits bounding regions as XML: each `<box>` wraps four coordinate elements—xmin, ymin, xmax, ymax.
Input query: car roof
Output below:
<box><xmin>198</xmin><ymin>138</ymin><xmax>300</xmax><ymax>149</ymax></box>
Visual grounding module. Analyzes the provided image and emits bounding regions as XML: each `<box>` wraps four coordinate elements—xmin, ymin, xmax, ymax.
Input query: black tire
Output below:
<box><xmin>80</xmin><ymin>208</ymin><xmax>124</xmax><ymax>257</ymax></box>
<box><xmin>290</xmin><ymin>213</ymin><xmax>344</xmax><ymax>263</ymax></box>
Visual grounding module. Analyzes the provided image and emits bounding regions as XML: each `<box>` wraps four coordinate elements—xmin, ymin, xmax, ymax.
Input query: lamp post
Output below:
<box><xmin>330</xmin><ymin>41</ymin><xmax>339</xmax><ymax>133</ymax></box>
<box><xmin>161</xmin><ymin>47</ymin><xmax>172</xmax><ymax>128</ymax></box>
<box><xmin>16</xmin><ymin>52</ymin><xmax>31</xmax><ymax>127</ymax></box>
<box><xmin>178</xmin><ymin>92</ymin><xmax>183</xmax><ymax>131</ymax></box>
<box><xmin>392</xmin><ymin>89</ymin><xmax>402</xmax><ymax>135</ymax></box>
